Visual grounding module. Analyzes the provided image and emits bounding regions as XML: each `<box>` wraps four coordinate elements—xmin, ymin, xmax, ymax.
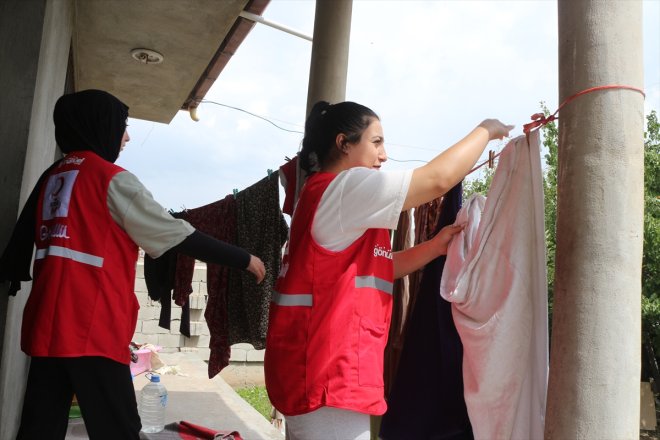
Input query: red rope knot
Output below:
<box><xmin>523</xmin><ymin>112</ymin><xmax>557</xmax><ymax>134</ymax></box>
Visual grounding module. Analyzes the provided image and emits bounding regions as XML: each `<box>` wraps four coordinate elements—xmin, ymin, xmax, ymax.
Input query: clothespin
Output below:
<box><xmin>488</xmin><ymin>150</ymin><xmax>495</xmax><ymax>169</ymax></box>
<box><xmin>232</xmin><ymin>188</ymin><xmax>238</xmax><ymax>199</ymax></box>
<box><xmin>267</xmin><ymin>169</ymin><xmax>273</xmax><ymax>177</ymax></box>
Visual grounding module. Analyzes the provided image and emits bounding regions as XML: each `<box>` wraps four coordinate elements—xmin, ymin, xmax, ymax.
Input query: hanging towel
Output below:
<box><xmin>380</xmin><ymin>183</ymin><xmax>473</xmax><ymax>440</ymax></box>
<box><xmin>440</xmin><ymin>131</ymin><xmax>548</xmax><ymax>440</ymax></box>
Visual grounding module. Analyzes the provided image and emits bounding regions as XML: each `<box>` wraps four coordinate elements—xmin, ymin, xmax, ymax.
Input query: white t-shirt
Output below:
<box><xmin>312</xmin><ymin>167</ymin><xmax>413</xmax><ymax>251</ymax></box>
<box><xmin>107</xmin><ymin>171</ymin><xmax>194</xmax><ymax>258</ymax></box>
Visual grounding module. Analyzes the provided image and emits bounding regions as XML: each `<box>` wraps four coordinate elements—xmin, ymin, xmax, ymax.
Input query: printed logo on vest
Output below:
<box><xmin>373</xmin><ymin>245</ymin><xmax>392</xmax><ymax>260</ymax></box>
<box><xmin>40</xmin><ymin>224</ymin><xmax>70</xmax><ymax>241</ymax></box>
<box><xmin>58</xmin><ymin>155</ymin><xmax>86</xmax><ymax>167</ymax></box>
<box><xmin>42</xmin><ymin>170</ymin><xmax>79</xmax><ymax>221</ymax></box>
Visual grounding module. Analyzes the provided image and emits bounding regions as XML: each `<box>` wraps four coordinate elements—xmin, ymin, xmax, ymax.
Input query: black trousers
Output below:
<box><xmin>16</xmin><ymin>356</ymin><xmax>141</xmax><ymax>440</ymax></box>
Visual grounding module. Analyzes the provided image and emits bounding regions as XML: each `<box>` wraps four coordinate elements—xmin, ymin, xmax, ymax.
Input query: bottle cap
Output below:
<box><xmin>146</xmin><ymin>373</ymin><xmax>160</xmax><ymax>383</ymax></box>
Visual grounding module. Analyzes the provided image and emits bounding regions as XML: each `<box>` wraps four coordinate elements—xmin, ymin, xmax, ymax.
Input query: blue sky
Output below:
<box><xmin>117</xmin><ymin>0</ymin><xmax>660</xmax><ymax>212</ymax></box>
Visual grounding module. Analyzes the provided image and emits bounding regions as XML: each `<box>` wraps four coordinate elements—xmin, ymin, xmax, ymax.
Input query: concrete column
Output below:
<box><xmin>0</xmin><ymin>0</ymin><xmax>73</xmax><ymax>437</ymax></box>
<box><xmin>545</xmin><ymin>1</ymin><xmax>645</xmax><ymax>438</ymax></box>
<box><xmin>306</xmin><ymin>0</ymin><xmax>353</xmax><ymax>113</ymax></box>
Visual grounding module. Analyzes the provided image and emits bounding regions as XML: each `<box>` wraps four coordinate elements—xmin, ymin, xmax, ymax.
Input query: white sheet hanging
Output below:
<box><xmin>440</xmin><ymin>131</ymin><xmax>548</xmax><ymax>440</ymax></box>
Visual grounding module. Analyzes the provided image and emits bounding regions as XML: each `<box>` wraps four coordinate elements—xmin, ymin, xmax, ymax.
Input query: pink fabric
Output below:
<box><xmin>441</xmin><ymin>131</ymin><xmax>548</xmax><ymax>439</ymax></box>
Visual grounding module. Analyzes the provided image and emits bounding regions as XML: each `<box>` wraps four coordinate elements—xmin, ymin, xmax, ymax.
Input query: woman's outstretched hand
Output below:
<box><xmin>432</xmin><ymin>223</ymin><xmax>465</xmax><ymax>256</ymax></box>
<box><xmin>247</xmin><ymin>255</ymin><xmax>266</xmax><ymax>284</ymax></box>
<box><xmin>479</xmin><ymin>119</ymin><xmax>515</xmax><ymax>141</ymax></box>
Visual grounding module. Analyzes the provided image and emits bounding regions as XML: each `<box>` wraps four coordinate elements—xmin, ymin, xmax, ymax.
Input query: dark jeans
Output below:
<box><xmin>16</xmin><ymin>356</ymin><xmax>141</xmax><ymax>440</ymax></box>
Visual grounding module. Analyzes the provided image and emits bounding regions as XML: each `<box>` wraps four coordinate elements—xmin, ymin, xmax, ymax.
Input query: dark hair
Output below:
<box><xmin>300</xmin><ymin>101</ymin><xmax>379</xmax><ymax>173</ymax></box>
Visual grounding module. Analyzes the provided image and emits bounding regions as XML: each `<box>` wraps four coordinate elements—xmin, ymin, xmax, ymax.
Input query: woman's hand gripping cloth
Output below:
<box><xmin>440</xmin><ymin>130</ymin><xmax>548</xmax><ymax>440</ymax></box>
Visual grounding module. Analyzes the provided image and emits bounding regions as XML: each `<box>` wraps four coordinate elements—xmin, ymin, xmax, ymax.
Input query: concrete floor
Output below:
<box><xmin>66</xmin><ymin>352</ymin><xmax>284</xmax><ymax>440</ymax></box>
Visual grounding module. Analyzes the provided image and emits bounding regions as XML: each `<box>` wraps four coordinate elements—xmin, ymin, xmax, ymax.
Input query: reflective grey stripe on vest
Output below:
<box><xmin>272</xmin><ymin>291</ymin><xmax>313</xmax><ymax>307</ymax></box>
<box><xmin>35</xmin><ymin>246</ymin><xmax>104</xmax><ymax>268</ymax></box>
<box><xmin>355</xmin><ymin>276</ymin><xmax>393</xmax><ymax>295</ymax></box>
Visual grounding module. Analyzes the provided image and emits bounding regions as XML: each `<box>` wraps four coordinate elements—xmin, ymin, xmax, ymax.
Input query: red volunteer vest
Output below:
<box><xmin>265</xmin><ymin>172</ymin><xmax>394</xmax><ymax>416</ymax></box>
<box><xmin>23</xmin><ymin>151</ymin><xmax>139</xmax><ymax>365</ymax></box>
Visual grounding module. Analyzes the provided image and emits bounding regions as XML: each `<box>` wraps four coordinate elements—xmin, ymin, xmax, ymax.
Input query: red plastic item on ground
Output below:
<box><xmin>178</xmin><ymin>421</ymin><xmax>242</xmax><ymax>440</ymax></box>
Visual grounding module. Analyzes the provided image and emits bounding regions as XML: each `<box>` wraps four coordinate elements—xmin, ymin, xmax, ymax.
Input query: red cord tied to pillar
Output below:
<box><xmin>523</xmin><ymin>112</ymin><xmax>557</xmax><ymax>135</ymax></box>
<box><xmin>522</xmin><ymin>84</ymin><xmax>646</xmax><ymax>136</ymax></box>
<box><xmin>470</xmin><ymin>84</ymin><xmax>645</xmax><ymax>175</ymax></box>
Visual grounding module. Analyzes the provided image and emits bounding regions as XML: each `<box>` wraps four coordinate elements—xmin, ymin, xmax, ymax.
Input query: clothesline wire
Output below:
<box><xmin>468</xmin><ymin>83</ymin><xmax>646</xmax><ymax>175</ymax></box>
<box><xmin>521</xmin><ymin>84</ymin><xmax>646</xmax><ymax>137</ymax></box>
<box><xmin>200</xmin><ymin>100</ymin><xmax>304</xmax><ymax>134</ymax></box>
<box><xmin>469</xmin><ymin>151</ymin><xmax>502</xmax><ymax>174</ymax></box>
<box><xmin>197</xmin><ymin>99</ymin><xmax>430</xmax><ymax>163</ymax></box>
<box><xmin>202</xmin><ymin>84</ymin><xmax>646</xmax><ymax>176</ymax></box>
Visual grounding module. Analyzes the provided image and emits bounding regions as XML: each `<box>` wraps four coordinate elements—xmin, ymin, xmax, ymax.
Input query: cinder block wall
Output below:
<box><xmin>132</xmin><ymin>254</ymin><xmax>211</xmax><ymax>357</ymax></box>
<box><xmin>132</xmin><ymin>253</ymin><xmax>264</xmax><ymax>386</ymax></box>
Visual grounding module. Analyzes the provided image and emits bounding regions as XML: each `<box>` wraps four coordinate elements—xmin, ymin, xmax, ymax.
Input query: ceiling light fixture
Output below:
<box><xmin>130</xmin><ymin>48</ymin><xmax>164</xmax><ymax>64</ymax></box>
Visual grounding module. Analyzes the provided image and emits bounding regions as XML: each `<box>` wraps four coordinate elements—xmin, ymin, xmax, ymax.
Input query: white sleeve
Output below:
<box><xmin>312</xmin><ymin>167</ymin><xmax>412</xmax><ymax>251</ymax></box>
<box><xmin>107</xmin><ymin>171</ymin><xmax>195</xmax><ymax>258</ymax></box>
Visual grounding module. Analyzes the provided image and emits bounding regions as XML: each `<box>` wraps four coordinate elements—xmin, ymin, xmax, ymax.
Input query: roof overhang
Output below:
<box><xmin>72</xmin><ymin>0</ymin><xmax>269</xmax><ymax>123</ymax></box>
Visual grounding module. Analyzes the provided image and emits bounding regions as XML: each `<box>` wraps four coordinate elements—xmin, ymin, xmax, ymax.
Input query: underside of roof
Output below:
<box><xmin>72</xmin><ymin>0</ymin><xmax>269</xmax><ymax>123</ymax></box>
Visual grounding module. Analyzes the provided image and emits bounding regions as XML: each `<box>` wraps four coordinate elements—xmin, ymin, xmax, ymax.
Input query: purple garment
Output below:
<box><xmin>380</xmin><ymin>182</ymin><xmax>473</xmax><ymax>440</ymax></box>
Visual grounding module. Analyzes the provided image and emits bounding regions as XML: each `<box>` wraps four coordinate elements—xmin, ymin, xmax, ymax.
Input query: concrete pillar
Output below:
<box><xmin>0</xmin><ymin>2</ymin><xmax>47</xmax><ymax>350</ymax></box>
<box><xmin>545</xmin><ymin>1</ymin><xmax>645</xmax><ymax>438</ymax></box>
<box><xmin>306</xmin><ymin>0</ymin><xmax>353</xmax><ymax>113</ymax></box>
<box><xmin>0</xmin><ymin>0</ymin><xmax>73</xmax><ymax>437</ymax></box>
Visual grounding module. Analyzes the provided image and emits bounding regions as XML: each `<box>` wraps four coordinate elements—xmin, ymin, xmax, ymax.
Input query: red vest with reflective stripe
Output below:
<box><xmin>265</xmin><ymin>172</ymin><xmax>394</xmax><ymax>416</ymax></box>
<box><xmin>23</xmin><ymin>151</ymin><xmax>139</xmax><ymax>365</ymax></box>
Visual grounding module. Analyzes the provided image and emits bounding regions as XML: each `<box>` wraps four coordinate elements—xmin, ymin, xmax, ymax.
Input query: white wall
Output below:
<box><xmin>0</xmin><ymin>1</ymin><xmax>72</xmax><ymax>437</ymax></box>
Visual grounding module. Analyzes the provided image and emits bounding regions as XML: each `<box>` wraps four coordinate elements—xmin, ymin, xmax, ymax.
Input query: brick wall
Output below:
<box><xmin>132</xmin><ymin>254</ymin><xmax>264</xmax><ymax>382</ymax></box>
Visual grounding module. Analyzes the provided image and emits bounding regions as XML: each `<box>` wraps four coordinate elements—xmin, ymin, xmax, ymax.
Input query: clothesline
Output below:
<box><xmin>468</xmin><ymin>83</ymin><xmax>646</xmax><ymax>175</ymax></box>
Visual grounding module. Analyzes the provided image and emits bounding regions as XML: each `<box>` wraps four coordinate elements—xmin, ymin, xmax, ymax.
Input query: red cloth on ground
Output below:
<box><xmin>178</xmin><ymin>420</ymin><xmax>242</xmax><ymax>440</ymax></box>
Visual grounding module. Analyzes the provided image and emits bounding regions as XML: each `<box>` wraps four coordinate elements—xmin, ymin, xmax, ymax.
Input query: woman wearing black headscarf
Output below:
<box><xmin>0</xmin><ymin>89</ymin><xmax>265</xmax><ymax>439</ymax></box>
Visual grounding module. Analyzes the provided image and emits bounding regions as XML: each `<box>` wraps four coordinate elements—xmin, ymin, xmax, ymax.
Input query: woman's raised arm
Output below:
<box><xmin>403</xmin><ymin>119</ymin><xmax>513</xmax><ymax>211</ymax></box>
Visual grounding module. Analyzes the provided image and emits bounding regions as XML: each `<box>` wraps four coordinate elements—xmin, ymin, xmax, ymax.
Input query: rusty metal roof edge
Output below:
<box><xmin>182</xmin><ymin>0</ymin><xmax>270</xmax><ymax>111</ymax></box>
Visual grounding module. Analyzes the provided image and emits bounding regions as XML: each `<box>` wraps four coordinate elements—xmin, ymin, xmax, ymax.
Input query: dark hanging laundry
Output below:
<box><xmin>141</xmin><ymin>173</ymin><xmax>288</xmax><ymax>378</ymax></box>
<box><xmin>379</xmin><ymin>182</ymin><xmax>473</xmax><ymax>440</ymax></box>
<box><xmin>173</xmin><ymin>195</ymin><xmax>238</xmax><ymax>377</ymax></box>
<box><xmin>227</xmin><ymin>173</ymin><xmax>289</xmax><ymax>351</ymax></box>
<box><xmin>143</xmin><ymin>210</ymin><xmax>192</xmax><ymax>337</ymax></box>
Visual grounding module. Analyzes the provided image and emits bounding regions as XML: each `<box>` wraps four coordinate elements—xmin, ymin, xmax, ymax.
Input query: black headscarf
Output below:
<box><xmin>54</xmin><ymin>89</ymin><xmax>129</xmax><ymax>163</ymax></box>
<box><xmin>0</xmin><ymin>89</ymin><xmax>129</xmax><ymax>295</ymax></box>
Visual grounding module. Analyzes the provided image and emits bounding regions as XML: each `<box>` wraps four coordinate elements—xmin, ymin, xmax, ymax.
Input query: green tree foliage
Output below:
<box><xmin>643</xmin><ymin>110</ymin><xmax>660</xmax><ymax>299</ymax></box>
<box><xmin>642</xmin><ymin>110</ymin><xmax>660</xmax><ymax>357</ymax></box>
<box><xmin>463</xmin><ymin>167</ymin><xmax>495</xmax><ymax>198</ymax></box>
<box><xmin>540</xmin><ymin>103</ymin><xmax>558</xmax><ymax>318</ymax></box>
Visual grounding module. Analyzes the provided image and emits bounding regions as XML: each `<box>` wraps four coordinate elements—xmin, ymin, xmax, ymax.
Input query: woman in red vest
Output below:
<box><xmin>0</xmin><ymin>90</ymin><xmax>265</xmax><ymax>439</ymax></box>
<box><xmin>265</xmin><ymin>101</ymin><xmax>512</xmax><ymax>440</ymax></box>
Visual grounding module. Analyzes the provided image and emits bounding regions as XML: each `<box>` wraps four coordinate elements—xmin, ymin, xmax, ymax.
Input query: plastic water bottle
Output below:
<box><xmin>139</xmin><ymin>373</ymin><xmax>167</xmax><ymax>433</ymax></box>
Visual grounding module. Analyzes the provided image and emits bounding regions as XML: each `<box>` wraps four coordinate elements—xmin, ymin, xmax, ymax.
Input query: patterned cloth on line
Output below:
<box><xmin>227</xmin><ymin>173</ymin><xmax>289</xmax><ymax>350</ymax></box>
